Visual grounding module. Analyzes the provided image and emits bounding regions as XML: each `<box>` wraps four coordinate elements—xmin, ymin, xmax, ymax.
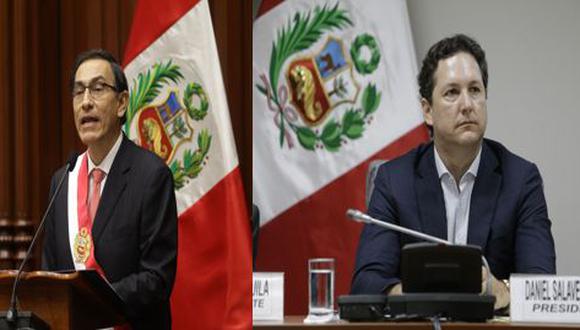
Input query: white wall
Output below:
<box><xmin>407</xmin><ymin>0</ymin><xmax>580</xmax><ymax>275</ymax></box>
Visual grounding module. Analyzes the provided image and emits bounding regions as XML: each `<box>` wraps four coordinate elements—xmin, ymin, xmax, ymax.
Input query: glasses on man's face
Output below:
<box><xmin>72</xmin><ymin>80</ymin><xmax>117</xmax><ymax>102</ymax></box>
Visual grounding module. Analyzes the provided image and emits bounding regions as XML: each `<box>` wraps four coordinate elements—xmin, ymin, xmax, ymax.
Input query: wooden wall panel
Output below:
<box><xmin>36</xmin><ymin>0</ymin><xmax>62</xmax><ymax>202</ymax></box>
<box><xmin>209</xmin><ymin>0</ymin><xmax>253</xmax><ymax>207</ymax></box>
<box><xmin>12</xmin><ymin>0</ymin><xmax>33</xmax><ymax>263</ymax></box>
<box><xmin>30</xmin><ymin>0</ymin><xmax>61</xmax><ymax>269</ymax></box>
<box><xmin>28</xmin><ymin>0</ymin><xmax>40</xmax><ymax>255</ymax></box>
<box><xmin>86</xmin><ymin>1</ymin><xmax>104</xmax><ymax>48</ymax></box>
<box><xmin>240</xmin><ymin>0</ymin><xmax>253</xmax><ymax>207</ymax></box>
<box><xmin>0</xmin><ymin>0</ymin><xmax>14</xmax><ymax>269</ymax></box>
<box><xmin>59</xmin><ymin>0</ymin><xmax>83</xmax><ymax>161</ymax></box>
<box><xmin>103</xmin><ymin>0</ymin><xmax>120</xmax><ymax>55</ymax></box>
<box><xmin>0</xmin><ymin>0</ymin><xmax>252</xmax><ymax>269</ymax></box>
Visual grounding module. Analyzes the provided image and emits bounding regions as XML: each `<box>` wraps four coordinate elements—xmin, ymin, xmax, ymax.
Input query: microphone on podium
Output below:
<box><xmin>5</xmin><ymin>152</ymin><xmax>80</xmax><ymax>325</ymax></box>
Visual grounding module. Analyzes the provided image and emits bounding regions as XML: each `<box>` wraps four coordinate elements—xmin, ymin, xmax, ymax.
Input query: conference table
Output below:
<box><xmin>253</xmin><ymin>316</ymin><xmax>580</xmax><ymax>329</ymax></box>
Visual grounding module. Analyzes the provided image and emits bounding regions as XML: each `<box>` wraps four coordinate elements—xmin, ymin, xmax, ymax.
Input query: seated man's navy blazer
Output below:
<box><xmin>351</xmin><ymin>139</ymin><xmax>556</xmax><ymax>294</ymax></box>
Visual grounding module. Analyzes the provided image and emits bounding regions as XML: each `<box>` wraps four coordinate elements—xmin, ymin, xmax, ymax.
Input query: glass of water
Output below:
<box><xmin>305</xmin><ymin>258</ymin><xmax>335</xmax><ymax>323</ymax></box>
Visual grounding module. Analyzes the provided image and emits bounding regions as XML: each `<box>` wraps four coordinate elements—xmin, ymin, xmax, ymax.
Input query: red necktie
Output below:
<box><xmin>88</xmin><ymin>168</ymin><xmax>128</xmax><ymax>329</ymax></box>
<box><xmin>89</xmin><ymin>168</ymin><xmax>105</xmax><ymax>221</ymax></box>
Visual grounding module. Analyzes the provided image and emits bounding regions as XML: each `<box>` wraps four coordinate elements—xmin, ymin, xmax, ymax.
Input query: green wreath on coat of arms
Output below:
<box><xmin>256</xmin><ymin>2</ymin><xmax>382</xmax><ymax>152</ymax></box>
<box><xmin>126</xmin><ymin>60</ymin><xmax>212</xmax><ymax>189</ymax></box>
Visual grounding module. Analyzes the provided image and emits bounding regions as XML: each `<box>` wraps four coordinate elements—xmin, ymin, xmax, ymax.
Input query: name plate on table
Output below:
<box><xmin>510</xmin><ymin>274</ymin><xmax>580</xmax><ymax>323</ymax></box>
<box><xmin>253</xmin><ymin>272</ymin><xmax>284</xmax><ymax>321</ymax></box>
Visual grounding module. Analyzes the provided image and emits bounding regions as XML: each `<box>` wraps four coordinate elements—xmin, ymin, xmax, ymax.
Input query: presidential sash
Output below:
<box><xmin>69</xmin><ymin>153</ymin><xmax>105</xmax><ymax>277</ymax></box>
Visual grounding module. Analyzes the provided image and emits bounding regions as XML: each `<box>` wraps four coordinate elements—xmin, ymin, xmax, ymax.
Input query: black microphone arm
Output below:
<box><xmin>346</xmin><ymin>208</ymin><xmax>492</xmax><ymax>295</ymax></box>
<box><xmin>6</xmin><ymin>152</ymin><xmax>79</xmax><ymax>324</ymax></box>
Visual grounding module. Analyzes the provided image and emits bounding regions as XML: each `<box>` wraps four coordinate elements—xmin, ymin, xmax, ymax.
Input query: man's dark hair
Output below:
<box><xmin>70</xmin><ymin>48</ymin><xmax>129</xmax><ymax>124</ymax></box>
<box><xmin>418</xmin><ymin>34</ymin><xmax>488</xmax><ymax>105</ymax></box>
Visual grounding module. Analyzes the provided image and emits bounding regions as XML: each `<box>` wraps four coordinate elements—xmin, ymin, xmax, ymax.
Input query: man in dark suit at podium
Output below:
<box><xmin>42</xmin><ymin>49</ymin><xmax>177</xmax><ymax>329</ymax></box>
<box><xmin>351</xmin><ymin>34</ymin><xmax>556</xmax><ymax>309</ymax></box>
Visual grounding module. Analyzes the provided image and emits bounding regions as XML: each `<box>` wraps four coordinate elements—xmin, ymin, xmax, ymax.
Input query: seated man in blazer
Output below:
<box><xmin>42</xmin><ymin>49</ymin><xmax>177</xmax><ymax>329</ymax></box>
<box><xmin>351</xmin><ymin>34</ymin><xmax>556</xmax><ymax>309</ymax></box>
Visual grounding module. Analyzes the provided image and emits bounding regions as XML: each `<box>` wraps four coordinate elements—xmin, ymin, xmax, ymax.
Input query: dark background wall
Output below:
<box><xmin>0</xmin><ymin>0</ymin><xmax>251</xmax><ymax>269</ymax></box>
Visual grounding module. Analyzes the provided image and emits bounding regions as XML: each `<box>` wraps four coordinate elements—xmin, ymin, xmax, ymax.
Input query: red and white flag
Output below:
<box><xmin>123</xmin><ymin>0</ymin><xmax>251</xmax><ymax>328</ymax></box>
<box><xmin>253</xmin><ymin>0</ymin><xmax>429</xmax><ymax>314</ymax></box>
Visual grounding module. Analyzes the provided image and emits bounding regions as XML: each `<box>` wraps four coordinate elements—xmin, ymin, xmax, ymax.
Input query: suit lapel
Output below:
<box><xmin>467</xmin><ymin>142</ymin><xmax>501</xmax><ymax>249</ymax></box>
<box><xmin>91</xmin><ymin>136</ymin><xmax>131</xmax><ymax>243</ymax></box>
<box><xmin>415</xmin><ymin>144</ymin><xmax>448</xmax><ymax>240</ymax></box>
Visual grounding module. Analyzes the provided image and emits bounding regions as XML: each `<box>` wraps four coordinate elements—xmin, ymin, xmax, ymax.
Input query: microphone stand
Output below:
<box><xmin>3</xmin><ymin>154</ymin><xmax>77</xmax><ymax>329</ymax></box>
<box><xmin>346</xmin><ymin>209</ymin><xmax>492</xmax><ymax>295</ymax></box>
<box><xmin>347</xmin><ymin>209</ymin><xmax>497</xmax><ymax>321</ymax></box>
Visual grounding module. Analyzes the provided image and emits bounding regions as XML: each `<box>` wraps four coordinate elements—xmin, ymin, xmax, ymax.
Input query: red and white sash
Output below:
<box><xmin>67</xmin><ymin>153</ymin><xmax>105</xmax><ymax>277</ymax></box>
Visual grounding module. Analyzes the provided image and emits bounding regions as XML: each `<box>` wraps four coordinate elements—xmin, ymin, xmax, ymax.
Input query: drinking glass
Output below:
<box><xmin>305</xmin><ymin>258</ymin><xmax>335</xmax><ymax>323</ymax></box>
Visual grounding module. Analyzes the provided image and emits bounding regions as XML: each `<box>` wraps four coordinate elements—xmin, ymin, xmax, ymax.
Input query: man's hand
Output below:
<box><xmin>481</xmin><ymin>267</ymin><xmax>510</xmax><ymax>310</ymax></box>
<box><xmin>387</xmin><ymin>283</ymin><xmax>403</xmax><ymax>295</ymax></box>
<box><xmin>387</xmin><ymin>269</ymin><xmax>510</xmax><ymax>310</ymax></box>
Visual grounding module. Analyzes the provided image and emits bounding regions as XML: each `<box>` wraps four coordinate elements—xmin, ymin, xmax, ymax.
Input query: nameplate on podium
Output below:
<box><xmin>510</xmin><ymin>274</ymin><xmax>580</xmax><ymax>323</ymax></box>
<box><xmin>253</xmin><ymin>272</ymin><xmax>284</xmax><ymax>321</ymax></box>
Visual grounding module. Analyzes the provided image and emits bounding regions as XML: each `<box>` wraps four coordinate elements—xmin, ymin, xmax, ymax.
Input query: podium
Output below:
<box><xmin>0</xmin><ymin>270</ymin><xmax>126</xmax><ymax>329</ymax></box>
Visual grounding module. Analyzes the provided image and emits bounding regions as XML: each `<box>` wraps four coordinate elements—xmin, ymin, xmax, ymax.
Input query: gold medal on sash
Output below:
<box><xmin>73</xmin><ymin>227</ymin><xmax>92</xmax><ymax>263</ymax></box>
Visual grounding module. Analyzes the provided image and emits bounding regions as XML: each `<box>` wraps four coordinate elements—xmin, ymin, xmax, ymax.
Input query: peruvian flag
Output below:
<box><xmin>123</xmin><ymin>0</ymin><xmax>251</xmax><ymax>329</ymax></box>
<box><xmin>253</xmin><ymin>0</ymin><xmax>429</xmax><ymax>314</ymax></box>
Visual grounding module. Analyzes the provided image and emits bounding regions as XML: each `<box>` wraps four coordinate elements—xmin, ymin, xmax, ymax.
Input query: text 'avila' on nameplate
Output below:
<box><xmin>510</xmin><ymin>274</ymin><xmax>580</xmax><ymax>323</ymax></box>
<box><xmin>253</xmin><ymin>272</ymin><xmax>284</xmax><ymax>321</ymax></box>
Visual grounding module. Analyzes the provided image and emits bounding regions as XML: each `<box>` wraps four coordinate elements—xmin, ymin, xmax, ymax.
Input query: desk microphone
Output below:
<box><xmin>347</xmin><ymin>209</ymin><xmax>450</xmax><ymax>245</ymax></box>
<box><xmin>346</xmin><ymin>208</ymin><xmax>492</xmax><ymax>294</ymax></box>
<box><xmin>6</xmin><ymin>152</ymin><xmax>80</xmax><ymax>324</ymax></box>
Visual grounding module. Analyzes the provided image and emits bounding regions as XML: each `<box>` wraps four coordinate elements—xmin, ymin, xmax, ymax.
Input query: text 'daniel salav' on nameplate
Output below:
<box><xmin>511</xmin><ymin>274</ymin><xmax>580</xmax><ymax>323</ymax></box>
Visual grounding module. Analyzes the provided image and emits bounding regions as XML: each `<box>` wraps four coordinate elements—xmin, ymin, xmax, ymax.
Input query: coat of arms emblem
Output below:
<box><xmin>287</xmin><ymin>38</ymin><xmax>360</xmax><ymax>126</ymax></box>
<box><xmin>256</xmin><ymin>3</ymin><xmax>382</xmax><ymax>152</ymax></box>
<box><xmin>126</xmin><ymin>61</ymin><xmax>212</xmax><ymax>189</ymax></box>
